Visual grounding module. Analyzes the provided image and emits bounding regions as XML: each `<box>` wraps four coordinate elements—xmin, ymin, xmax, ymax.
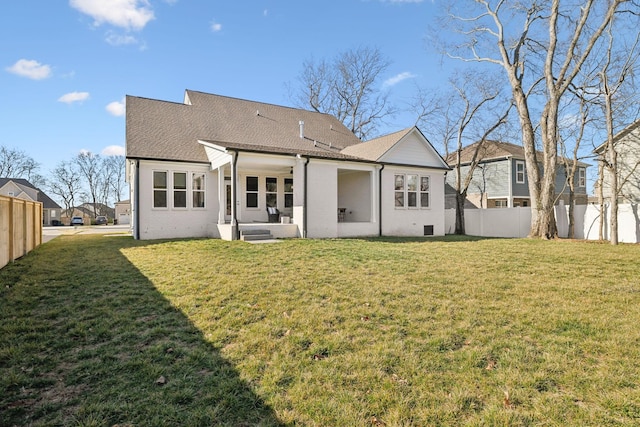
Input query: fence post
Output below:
<box><xmin>9</xmin><ymin>198</ymin><xmax>14</xmax><ymax>262</ymax></box>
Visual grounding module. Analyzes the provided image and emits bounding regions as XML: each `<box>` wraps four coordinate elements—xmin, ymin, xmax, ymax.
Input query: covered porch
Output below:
<box><xmin>200</xmin><ymin>140</ymin><xmax>380</xmax><ymax>240</ymax></box>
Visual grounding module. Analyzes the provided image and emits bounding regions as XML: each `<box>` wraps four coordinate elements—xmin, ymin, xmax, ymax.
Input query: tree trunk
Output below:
<box><xmin>568</xmin><ymin>190</ymin><xmax>575</xmax><ymax>239</ymax></box>
<box><xmin>598</xmin><ymin>160</ymin><xmax>605</xmax><ymax>240</ymax></box>
<box><xmin>455</xmin><ymin>191</ymin><xmax>466</xmax><ymax>235</ymax></box>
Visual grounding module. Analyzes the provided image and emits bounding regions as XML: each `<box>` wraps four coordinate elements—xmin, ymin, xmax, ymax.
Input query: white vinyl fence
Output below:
<box><xmin>445</xmin><ymin>203</ymin><xmax>640</xmax><ymax>243</ymax></box>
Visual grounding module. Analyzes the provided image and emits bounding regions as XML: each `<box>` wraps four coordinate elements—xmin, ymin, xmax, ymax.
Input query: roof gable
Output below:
<box><xmin>449</xmin><ymin>140</ymin><xmax>589</xmax><ymax>168</ymax></box>
<box><xmin>343</xmin><ymin>127</ymin><xmax>449</xmax><ymax>169</ymax></box>
<box><xmin>0</xmin><ymin>178</ymin><xmax>61</xmax><ymax>208</ymax></box>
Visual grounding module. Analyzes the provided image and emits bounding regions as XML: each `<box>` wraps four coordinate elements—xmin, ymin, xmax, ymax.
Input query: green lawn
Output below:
<box><xmin>1</xmin><ymin>235</ymin><xmax>640</xmax><ymax>426</ymax></box>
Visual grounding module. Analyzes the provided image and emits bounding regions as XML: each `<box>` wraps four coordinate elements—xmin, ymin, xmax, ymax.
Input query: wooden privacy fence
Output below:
<box><xmin>0</xmin><ymin>195</ymin><xmax>43</xmax><ymax>270</ymax></box>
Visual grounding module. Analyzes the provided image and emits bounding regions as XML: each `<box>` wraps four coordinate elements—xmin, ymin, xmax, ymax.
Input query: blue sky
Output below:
<box><xmin>1</xmin><ymin>0</ymin><xmax>447</xmax><ymax>174</ymax></box>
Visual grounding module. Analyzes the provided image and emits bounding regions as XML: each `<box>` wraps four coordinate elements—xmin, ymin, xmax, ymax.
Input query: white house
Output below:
<box><xmin>594</xmin><ymin>119</ymin><xmax>640</xmax><ymax>203</ymax></box>
<box><xmin>125</xmin><ymin>90</ymin><xmax>450</xmax><ymax>241</ymax></box>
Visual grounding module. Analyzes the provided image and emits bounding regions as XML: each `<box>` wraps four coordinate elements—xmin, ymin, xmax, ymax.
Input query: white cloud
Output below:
<box><xmin>101</xmin><ymin>145</ymin><xmax>125</xmax><ymax>156</ymax></box>
<box><xmin>6</xmin><ymin>59</ymin><xmax>52</xmax><ymax>80</ymax></box>
<box><xmin>383</xmin><ymin>71</ymin><xmax>417</xmax><ymax>88</ymax></box>
<box><xmin>106</xmin><ymin>31</ymin><xmax>138</xmax><ymax>46</ymax></box>
<box><xmin>106</xmin><ymin>98</ymin><xmax>126</xmax><ymax>117</ymax></box>
<box><xmin>79</xmin><ymin>148</ymin><xmax>91</xmax><ymax>155</ymax></box>
<box><xmin>58</xmin><ymin>91</ymin><xmax>90</xmax><ymax>104</ymax></box>
<box><xmin>69</xmin><ymin>0</ymin><xmax>155</xmax><ymax>31</ymax></box>
<box><xmin>211</xmin><ymin>21</ymin><xmax>222</xmax><ymax>32</ymax></box>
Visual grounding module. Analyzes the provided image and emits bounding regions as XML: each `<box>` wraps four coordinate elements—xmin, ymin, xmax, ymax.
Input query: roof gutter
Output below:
<box><xmin>134</xmin><ymin>159</ymin><xmax>140</xmax><ymax>240</ymax></box>
<box><xmin>379</xmin><ymin>164</ymin><xmax>384</xmax><ymax>237</ymax></box>
<box><xmin>230</xmin><ymin>150</ymin><xmax>240</xmax><ymax>240</ymax></box>
<box><xmin>303</xmin><ymin>156</ymin><xmax>310</xmax><ymax>238</ymax></box>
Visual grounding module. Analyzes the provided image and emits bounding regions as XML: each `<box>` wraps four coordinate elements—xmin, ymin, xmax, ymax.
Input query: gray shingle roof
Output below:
<box><xmin>0</xmin><ymin>178</ymin><xmax>61</xmax><ymax>209</ymax></box>
<box><xmin>126</xmin><ymin>90</ymin><xmax>363</xmax><ymax>163</ymax></box>
<box><xmin>447</xmin><ymin>140</ymin><xmax>589</xmax><ymax>167</ymax></box>
<box><xmin>341</xmin><ymin>127</ymin><xmax>413</xmax><ymax>161</ymax></box>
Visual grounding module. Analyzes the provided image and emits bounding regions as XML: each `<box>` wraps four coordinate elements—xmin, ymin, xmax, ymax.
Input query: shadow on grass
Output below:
<box><xmin>0</xmin><ymin>235</ymin><xmax>283</xmax><ymax>426</ymax></box>
<box><xmin>357</xmin><ymin>234</ymin><xmax>503</xmax><ymax>244</ymax></box>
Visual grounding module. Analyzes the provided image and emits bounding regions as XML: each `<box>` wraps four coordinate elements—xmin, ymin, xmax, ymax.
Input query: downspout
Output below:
<box><xmin>379</xmin><ymin>164</ymin><xmax>384</xmax><ymax>237</ymax></box>
<box><xmin>134</xmin><ymin>159</ymin><xmax>140</xmax><ymax>240</ymax></box>
<box><xmin>303</xmin><ymin>156</ymin><xmax>310</xmax><ymax>238</ymax></box>
<box><xmin>231</xmin><ymin>150</ymin><xmax>240</xmax><ymax>240</ymax></box>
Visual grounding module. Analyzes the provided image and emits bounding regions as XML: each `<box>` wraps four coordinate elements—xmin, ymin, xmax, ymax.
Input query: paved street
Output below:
<box><xmin>42</xmin><ymin>224</ymin><xmax>131</xmax><ymax>243</ymax></box>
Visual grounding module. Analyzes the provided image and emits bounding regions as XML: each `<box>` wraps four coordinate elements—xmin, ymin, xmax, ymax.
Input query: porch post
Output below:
<box><xmin>217</xmin><ymin>165</ymin><xmax>225</xmax><ymax>224</ymax></box>
<box><xmin>371</xmin><ymin>169</ymin><xmax>377</xmax><ymax>223</ymax></box>
<box><xmin>230</xmin><ymin>151</ymin><xmax>239</xmax><ymax>240</ymax></box>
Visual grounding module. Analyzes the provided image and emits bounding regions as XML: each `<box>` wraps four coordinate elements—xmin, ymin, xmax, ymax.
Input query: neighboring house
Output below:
<box><xmin>77</xmin><ymin>202</ymin><xmax>115</xmax><ymax>219</ymax></box>
<box><xmin>445</xmin><ymin>140</ymin><xmax>589</xmax><ymax>209</ymax></box>
<box><xmin>594</xmin><ymin>120</ymin><xmax>640</xmax><ymax>203</ymax></box>
<box><xmin>126</xmin><ymin>90</ymin><xmax>450</xmax><ymax>241</ymax></box>
<box><xmin>115</xmin><ymin>199</ymin><xmax>131</xmax><ymax>225</ymax></box>
<box><xmin>0</xmin><ymin>178</ymin><xmax>62</xmax><ymax>225</ymax></box>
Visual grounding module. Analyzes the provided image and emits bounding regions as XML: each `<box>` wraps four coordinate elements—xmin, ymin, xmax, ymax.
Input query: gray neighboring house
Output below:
<box><xmin>445</xmin><ymin>140</ymin><xmax>589</xmax><ymax>209</ymax></box>
<box><xmin>0</xmin><ymin>178</ymin><xmax>62</xmax><ymax>225</ymax></box>
<box><xmin>594</xmin><ymin>120</ymin><xmax>640</xmax><ymax>203</ymax></box>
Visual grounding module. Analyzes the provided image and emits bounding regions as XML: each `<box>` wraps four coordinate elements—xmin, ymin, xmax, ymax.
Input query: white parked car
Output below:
<box><xmin>71</xmin><ymin>216</ymin><xmax>84</xmax><ymax>226</ymax></box>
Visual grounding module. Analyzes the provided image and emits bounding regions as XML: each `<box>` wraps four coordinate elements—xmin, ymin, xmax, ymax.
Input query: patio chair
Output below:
<box><xmin>267</xmin><ymin>206</ymin><xmax>280</xmax><ymax>223</ymax></box>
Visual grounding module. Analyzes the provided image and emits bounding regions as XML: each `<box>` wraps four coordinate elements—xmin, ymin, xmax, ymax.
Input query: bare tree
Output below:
<box><xmin>0</xmin><ymin>145</ymin><xmax>44</xmax><ymax>186</ymax></box>
<box><xmin>75</xmin><ymin>152</ymin><xmax>104</xmax><ymax>218</ymax></box>
<box><xmin>557</xmin><ymin>89</ymin><xmax>595</xmax><ymax>239</ymax></box>
<box><xmin>441</xmin><ymin>0</ymin><xmax>631</xmax><ymax>239</ymax></box>
<box><xmin>291</xmin><ymin>46</ymin><xmax>395</xmax><ymax>140</ymax></box>
<box><xmin>103</xmin><ymin>155</ymin><xmax>126</xmax><ymax>203</ymax></box>
<box><xmin>417</xmin><ymin>72</ymin><xmax>511</xmax><ymax>234</ymax></box>
<box><xmin>597</xmin><ymin>19</ymin><xmax>640</xmax><ymax>245</ymax></box>
<box><xmin>47</xmin><ymin>161</ymin><xmax>84</xmax><ymax>216</ymax></box>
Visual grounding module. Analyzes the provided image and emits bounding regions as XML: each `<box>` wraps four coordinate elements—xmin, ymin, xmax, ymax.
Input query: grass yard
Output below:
<box><xmin>1</xmin><ymin>235</ymin><xmax>640</xmax><ymax>426</ymax></box>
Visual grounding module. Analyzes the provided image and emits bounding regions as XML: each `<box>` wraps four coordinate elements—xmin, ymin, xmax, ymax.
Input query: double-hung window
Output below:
<box><xmin>246</xmin><ymin>176</ymin><xmax>258</xmax><ymax>208</ymax></box>
<box><xmin>284</xmin><ymin>178</ymin><xmax>293</xmax><ymax>208</ymax></box>
<box><xmin>394</xmin><ymin>175</ymin><xmax>405</xmax><ymax>207</ymax></box>
<box><xmin>578</xmin><ymin>168</ymin><xmax>586</xmax><ymax>187</ymax></box>
<box><xmin>407</xmin><ymin>174</ymin><xmax>418</xmax><ymax>207</ymax></box>
<box><xmin>515</xmin><ymin>161</ymin><xmax>525</xmax><ymax>184</ymax></box>
<box><xmin>266</xmin><ymin>177</ymin><xmax>277</xmax><ymax>208</ymax></box>
<box><xmin>173</xmin><ymin>172</ymin><xmax>187</xmax><ymax>208</ymax></box>
<box><xmin>395</xmin><ymin>174</ymin><xmax>430</xmax><ymax>208</ymax></box>
<box><xmin>420</xmin><ymin>176</ymin><xmax>430</xmax><ymax>208</ymax></box>
<box><xmin>153</xmin><ymin>171</ymin><xmax>168</xmax><ymax>208</ymax></box>
<box><xmin>192</xmin><ymin>173</ymin><xmax>205</xmax><ymax>208</ymax></box>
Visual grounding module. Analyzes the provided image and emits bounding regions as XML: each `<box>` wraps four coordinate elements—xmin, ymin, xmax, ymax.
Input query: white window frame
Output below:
<box><xmin>420</xmin><ymin>176</ymin><xmax>430</xmax><ymax>208</ymax></box>
<box><xmin>246</xmin><ymin>176</ymin><xmax>259</xmax><ymax>209</ymax></box>
<box><xmin>395</xmin><ymin>173</ymin><xmax>431</xmax><ymax>209</ymax></box>
<box><xmin>284</xmin><ymin>177</ymin><xmax>293</xmax><ymax>208</ymax></box>
<box><xmin>265</xmin><ymin>177</ymin><xmax>278</xmax><ymax>208</ymax></box>
<box><xmin>192</xmin><ymin>173</ymin><xmax>206</xmax><ymax>209</ymax></box>
<box><xmin>153</xmin><ymin>170</ymin><xmax>168</xmax><ymax>209</ymax></box>
<box><xmin>578</xmin><ymin>167</ymin><xmax>586</xmax><ymax>187</ymax></box>
<box><xmin>515</xmin><ymin>161</ymin><xmax>525</xmax><ymax>184</ymax></box>
<box><xmin>172</xmin><ymin>171</ymin><xmax>188</xmax><ymax>209</ymax></box>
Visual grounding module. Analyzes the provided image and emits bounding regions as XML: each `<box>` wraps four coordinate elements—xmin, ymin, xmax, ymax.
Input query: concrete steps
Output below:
<box><xmin>240</xmin><ymin>229</ymin><xmax>274</xmax><ymax>241</ymax></box>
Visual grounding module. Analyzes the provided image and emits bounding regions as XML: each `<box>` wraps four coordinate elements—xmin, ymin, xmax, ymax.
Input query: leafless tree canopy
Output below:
<box><xmin>437</xmin><ymin>0</ymin><xmax>636</xmax><ymax>239</ymax></box>
<box><xmin>291</xmin><ymin>46</ymin><xmax>395</xmax><ymax>140</ymax></box>
<box><xmin>0</xmin><ymin>146</ymin><xmax>44</xmax><ymax>187</ymax></box>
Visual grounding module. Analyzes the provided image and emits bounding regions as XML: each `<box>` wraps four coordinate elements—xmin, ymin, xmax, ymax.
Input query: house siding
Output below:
<box><xmin>381</xmin><ymin>166</ymin><xmax>446</xmax><ymax>236</ymax></box>
<box><xmin>601</xmin><ymin>124</ymin><xmax>640</xmax><ymax>203</ymax></box>
<box><xmin>446</xmin><ymin>160</ymin><xmax>510</xmax><ymax>207</ymax></box>
<box><xmin>382</xmin><ymin>133</ymin><xmax>445</xmax><ymax>168</ymax></box>
<box><xmin>134</xmin><ymin>160</ymin><xmax>219</xmax><ymax>240</ymax></box>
